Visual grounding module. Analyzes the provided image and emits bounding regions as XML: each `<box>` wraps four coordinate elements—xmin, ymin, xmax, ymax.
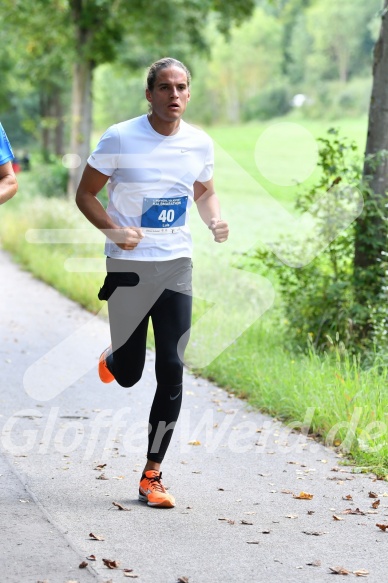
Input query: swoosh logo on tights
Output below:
<box><xmin>170</xmin><ymin>389</ymin><xmax>182</xmax><ymax>401</ymax></box>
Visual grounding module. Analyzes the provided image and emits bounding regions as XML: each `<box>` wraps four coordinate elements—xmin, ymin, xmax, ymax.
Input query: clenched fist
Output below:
<box><xmin>109</xmin><ymin>226</ymin><xmax>145</xmax><ymax>250</ymax></box>
<box><xmin>208</xmin><ymin>218</ymin><xmax>229</xmax><ymax>243</ymax></box>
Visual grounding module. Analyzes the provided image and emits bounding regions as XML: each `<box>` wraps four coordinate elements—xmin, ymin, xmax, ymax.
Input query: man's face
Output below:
<box><xmin>146</xmin><ymin>66</ymin><xmax>190</xmax><ymax>122</ymax></box>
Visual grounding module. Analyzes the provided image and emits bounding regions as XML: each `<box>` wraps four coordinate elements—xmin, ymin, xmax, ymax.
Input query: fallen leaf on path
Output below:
<box><xmin>246</xmin><ymin>541</ymin><xmax>260</xmax><ymax>544</ymax></box>
<box><xmin>327</xmin><ymin>476</ymin><xmax>353</xmax><ymax>481</ymax></box>
<box><xmin>112</xmin><ymin>501</ymin><xmax>130</xmax><ymax>511</ymax></box>
<box><xmin>262</xmin><ymin>529</ymin><xmax>271</xmax><ymax>534</ymax></box>
<box><xmin>342</xmin><ymin>508</ymin><xmax>365</xmax><ymax>515</ymax></box>
<box><xmin>306</xmin><ymin>560</ymin><xmax>321</xmax><ymax>567</ymax></box>
<box><xmin>218</xmin><ymin>487</ymin><xmax>224</xmax><ymax>491</ymax></box>
<box><xmin>372</xmin><ymin>499</ymin><xmax>380</xmax><ymax>509</ymax></box>
<box><xmin>368</xmin><ymin>491</ymin><xmax>378</xmax><ymax>498</ymax></box>
<box><xmin>303</xmin><ymin>531</ymin><xmax>327</xmax><ymax>536</ymax></box>
<box><xmin>96</xmin><ymin>473</ymin><xmax>109</xmax><ymax>480</ymax></box>
<box><xmin>353</xmin><ymin>570</ymin><xmax>369</xmax><ymax>577</ymax></box>
<box><xmin>94</xmin><ymin>463</ymin><xmax>107</xmax><ymax>470</ymax></box>
<box><xmin>307</xmin><ymin>510</ymin><xmax>315</xmax><ymax>515</ymax></box>
<box><xmin>89</xmin><ymin>532</ymin><xmax>105</xmax><ymax>541</ymax></box>
<box><xmin>124</xmin><ymin>574</ymin><xmax>139</xmax><ymax>579</ymax></box>
<box><xmin>79</xmin><ymin>561</ymin><xmax>88</xmax><ymax>568</ymax></box>
<box><xmin>329</xmin><ymin>566</ymin><xmax>350</xmax><ymax>575</ymax></box>
<box><xmin>293</xmin><ymin>492</ymin><xmax>313</xmax><ymax>500</ymax></box>
<box><xmin>286</xmin><ymin>514</ymin><xmax>298</xmax><ymax>519</ymax></box>
<box><xmin>86</xmin><ymin>555</ymin><xmax>96</xmax><ymax>561</ymax></box>
<box><xmin>376</xmin><ymin>523</ymin><xmax>388</xmax><ymax>531</ymax></box>
<box><xmin>177</xmin><ymin>578</ymin><xmax>189</xmax><ymax>583</ymax></box>
<box><xmin>281</xmin><ymin>489</ymin><xmax>293</xmax><ymax>494</ymax></box>
<box><xmin>333</xmin><ymin>515</ymin><xmax>344</xmax><ymax>521</ymax></box>
<box><xmin>343</xmin><ymin>495</ymin><xmax>353</xmax><ymax>500</ymax></box>
<box><xmin>188</xmin><ymin>440</ymin><xmax>201</xmax><ymax>446</ymax></box>
<box><xmin>240</xmin><ymin>520</ymin><xmax>253</xmax><ymax>525</ymax></box>
<box><xmin>102</xmin><ymin>558</ymin><xmax>120</xmax><ymax>569</ymax></box>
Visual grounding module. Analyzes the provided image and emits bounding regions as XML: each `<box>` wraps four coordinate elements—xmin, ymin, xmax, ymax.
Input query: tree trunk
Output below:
<box><xmin>40</xmin><ymin>92</ymin><xmax>52</xmax><ymax>162</ymax></box>
<box><xmin>353</xmin><ymin>0</ymin><xmax>388</xmax><ymax>341</ymax></box>
<box><xmin>67</xmin><ymin>0</ymin><xmax>94</xmax><ymax>197</ymax></box>
<box><xmin>67</xmin><ymin>58</ymin><xmax>94</xmax><ymax>197</ymax></box>
<box><xmin>53</xmin><ymin>90</ymin><xmax>65</xmax><ymax>157</ymax></box>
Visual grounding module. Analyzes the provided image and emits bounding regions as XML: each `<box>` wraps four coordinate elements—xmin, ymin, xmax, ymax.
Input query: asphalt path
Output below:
<box><xmin>0</xmin><ymin>249</ymin><xmax>387</xmax><ymax>583</ymax></box>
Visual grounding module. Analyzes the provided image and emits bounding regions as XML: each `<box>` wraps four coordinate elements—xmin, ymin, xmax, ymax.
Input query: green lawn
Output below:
<box><xmin>2</xmin><ymin>115</ymin><xmax>387</xmax><ymax>476</ymax></box>
<box><xmin>206</xmin><ymin>116</ymin><xmax>368</xmax><ymax>204</ymax></box>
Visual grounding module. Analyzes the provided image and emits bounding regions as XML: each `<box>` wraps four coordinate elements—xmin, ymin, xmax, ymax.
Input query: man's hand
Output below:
<box><xmin>209</xmin><ymin>218</ymin><xmax>229</xmax><ymax>243</ymax></box>
<box><xmin>108</xmin><ymin>227</ymin><xmax>145</xmax><ymax>250</ymax></box>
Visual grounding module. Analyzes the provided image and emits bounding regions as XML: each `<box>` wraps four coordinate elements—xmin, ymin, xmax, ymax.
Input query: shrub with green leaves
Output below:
<box><xmin>34</xmin><ymin>160</ymin><xmax>68</xmax><ymax>198</ymax></box>
<box><xmin>243</xmin><ymin>85</ymin><xmax>292</xmax><ymax>121</ymax></box>
<box><xmin>252</xmin><ymin>128</ymin><xmax>374</xmax><ymax>353</ymax></box>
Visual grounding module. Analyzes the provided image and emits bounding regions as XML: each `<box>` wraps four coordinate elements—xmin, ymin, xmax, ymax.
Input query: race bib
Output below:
<box><xmin>141</xmin><ymin>196</ymin><xmax>188</xmax><ymax>233</ymax></box>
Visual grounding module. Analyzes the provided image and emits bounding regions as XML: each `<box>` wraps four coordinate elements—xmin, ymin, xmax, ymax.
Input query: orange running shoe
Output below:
<box><xmin>98</xmin><ymin>346</ymin><xmax>114</xmax><ymax>383</ymax></box>
<box><xmin>138</xmin><ymin>470</ymin><xmax>175</xmax><ymax>508</ymax></box>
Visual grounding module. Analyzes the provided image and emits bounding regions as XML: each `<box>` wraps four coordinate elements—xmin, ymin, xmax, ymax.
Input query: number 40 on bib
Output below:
<box><xmin>141</xmin><ymin>196</ymin><xmax>188</xmax><ymax>230</ymax></box>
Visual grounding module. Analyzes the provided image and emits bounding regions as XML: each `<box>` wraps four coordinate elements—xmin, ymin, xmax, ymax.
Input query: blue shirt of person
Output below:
<box><xmin>0</xmin><ymin>123</ymin><xmax>14</xmax><ymax>166</ymax></box>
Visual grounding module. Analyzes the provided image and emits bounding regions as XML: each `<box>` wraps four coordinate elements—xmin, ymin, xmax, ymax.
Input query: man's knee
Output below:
<box><xmin>156</xmin><ymin>358</ymin><xmax>183</xmax><ymax>386</ymax></box>
<box><xmin>114</xmin><ymin>371</ymin><xmax>142</xmax><ymax>388</ymax></box>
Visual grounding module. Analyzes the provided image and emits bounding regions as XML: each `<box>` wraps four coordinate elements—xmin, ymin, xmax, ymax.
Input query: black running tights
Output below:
<box><xmin>101</xmin><ymin>258</ymin><xmax>192</xmax><ymax>463</ymax></box>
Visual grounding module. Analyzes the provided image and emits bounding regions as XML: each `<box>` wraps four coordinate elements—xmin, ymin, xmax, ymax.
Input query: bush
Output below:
<box><xmin>243</xmin><ymin>85</ymin><xmax>292</xmax><ymax>121</ymax></box>
<box><xmin>251</xmin><ymin>129</ymin><xmax>366</xmax><ymax>353</ymax></box>
<box><xmin>296</xmin><ymin>77</ymin><xmax>372</xmax><ymax>120</ymax></box>
<box><xmin>33</xmin><ymin>160</ymin><xmax>68</xmax><ymax>198</ymax></box>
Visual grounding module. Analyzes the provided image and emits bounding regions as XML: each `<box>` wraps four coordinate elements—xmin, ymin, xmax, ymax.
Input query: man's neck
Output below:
<box><xmin>147</xmin><ymin>113</ymin><xmax>181</xmax><ymax>136</ymax></box>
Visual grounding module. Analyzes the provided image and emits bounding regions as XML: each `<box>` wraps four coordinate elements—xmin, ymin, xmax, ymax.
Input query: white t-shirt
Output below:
<box><xmin>87</xmin><ymin>114</ymin><xmax>214</xmax><ymax>260</ymax></box>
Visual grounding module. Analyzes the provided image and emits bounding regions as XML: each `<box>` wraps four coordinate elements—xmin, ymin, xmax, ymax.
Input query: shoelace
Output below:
<box><xmin>146</xmin><ymin>472</ymin><xmax>165</xmax><ymax>493</ymax></box>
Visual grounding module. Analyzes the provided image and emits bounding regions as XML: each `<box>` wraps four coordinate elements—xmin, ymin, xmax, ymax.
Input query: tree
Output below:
<box><xmin>305</xmin><ymin>0</ymin><xmax>381</xmax><ymax>83</ymax></box>
<box><xmin>66</xmin><ymin>0</ymin><xmax>255</xmax><ymax>196</ymax></box>
<box><xmin>2</xmin><ymin>0</ymin><xmax>72</xmax><ymax>158</ymax></box>
<box><xmin>353</xmin><ymin>0</ymin><xmax>388</xmax><ymax>344</ymax></box>
<box><xmin>187</xmin><ymin>8</ymin><xmax>284</xmax><ymax>124</ymax></box>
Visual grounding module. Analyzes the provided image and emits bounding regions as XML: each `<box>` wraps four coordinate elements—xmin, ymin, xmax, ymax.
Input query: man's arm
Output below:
<box><xmin>0</xmin><ymin>162</ymin><xmax>17</xmax><ymax>205</ymax></box>
<box><xmin>76</xmin><ymin>163</ymin><xmax>144</xmax><ymax>251</ymax></box>
<box><xmin>194</xmin><ymin>178</ymin><xmax>229</xmax><ymax>243</ymax></box>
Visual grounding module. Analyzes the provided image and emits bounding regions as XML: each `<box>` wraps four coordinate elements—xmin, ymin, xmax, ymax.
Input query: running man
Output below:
<box><xmin>76</xmin><ymin>57</ymin><xmax>229</xmax><ymax>508</ymax></box>
<box><xmin>0</xmin><ymin>122</ymin><xmax>18</xmax><ymax>204</ymax></box>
